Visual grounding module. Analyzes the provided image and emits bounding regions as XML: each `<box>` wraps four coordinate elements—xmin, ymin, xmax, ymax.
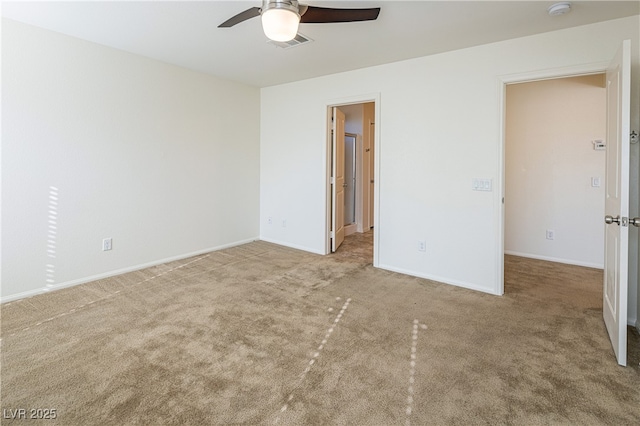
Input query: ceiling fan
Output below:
<box><xmin>218</xmin><ymin>1</ymin><xmax>381</xmax><ymax>42</ymax></box>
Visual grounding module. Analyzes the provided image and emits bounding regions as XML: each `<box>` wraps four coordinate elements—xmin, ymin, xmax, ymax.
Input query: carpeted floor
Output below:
<box><xmin>1</xmin><ymin>231</ymin><xmax>639</xmax><ymax>425</ymax></box>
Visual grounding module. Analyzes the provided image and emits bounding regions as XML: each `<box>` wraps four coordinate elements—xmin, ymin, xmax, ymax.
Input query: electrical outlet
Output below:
<box><xmin>102</xmin><ymin>238</ymin><xmax>112</xmax><ymax>251</ymax></box>
<box><xmin>268</xmin><ymin>217</ymin><xmax>273</xmax><ymax>225</ymax></box>
<box><xmin>418</xmin><ymin>240</ymin><xmax>426</xmax><ymax>252</ymax></box>
<box><xmin>546</xmin><ymin>230</ymin><xmax>555</xmax><ymax>241</ymax></box>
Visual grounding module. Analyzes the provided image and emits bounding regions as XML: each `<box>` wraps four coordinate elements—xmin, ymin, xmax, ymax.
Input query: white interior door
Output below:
<box><xmin>332</xmin><ymin>107</ymin><xmax>346</xmax><ymax>252</ymax></box>
<box><xmin>603</xmin><ymin>40</ymin><xmax>631</xmax><ymax>366</ymax></box>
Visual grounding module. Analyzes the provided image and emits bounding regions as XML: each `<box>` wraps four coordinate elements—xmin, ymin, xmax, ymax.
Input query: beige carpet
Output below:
<box><xmin>1</xmin><ymin>232</ymin><xmax>639</xmax><ymax>425</ymax></box>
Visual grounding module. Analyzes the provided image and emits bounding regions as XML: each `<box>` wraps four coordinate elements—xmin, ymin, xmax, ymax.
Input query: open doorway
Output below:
<box><xmin>500</xmin><ymin>63</ymin><xmax>638</xmax><ymax>366</ymax></box>
<box><xmin>500</xmin><ymin>43</ymin><xmax>635</xmax><ymax>367</ymax></box>
<box><xmin>504</xmin><ymin>74</ymin><xmax>607</xmax><ymax>272</ymax></box>
<box><xmin>326</xmin><ymin>100</ymin><xmax>376</xmax><ymax>263</ymax></box>
<box><xmin>498</xmin><ymin>62</ymin><xmax>615</xmax><ymax>293</ymax></box>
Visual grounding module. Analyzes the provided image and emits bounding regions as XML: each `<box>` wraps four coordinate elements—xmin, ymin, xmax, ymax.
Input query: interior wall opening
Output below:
<box><xmin>327</xmin><ymin>101</ymin><xmax>376</xmax><ymax>262</ymax></box>
<box><xmin>503</xmin><ymin>73</ymin><xmax>607</xmax><ymax>288</ymax></box>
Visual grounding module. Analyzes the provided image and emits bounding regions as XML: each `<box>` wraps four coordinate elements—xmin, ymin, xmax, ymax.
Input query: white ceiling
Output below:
<box><xmin>3</xmin><ymin>1</ymin><xmax>639</xmax><ymax>87</ymax></box>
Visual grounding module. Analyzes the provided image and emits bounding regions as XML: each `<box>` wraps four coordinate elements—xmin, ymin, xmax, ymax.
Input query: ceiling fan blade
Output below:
<box><xmin>300</xmin><ymin>6</ymin><xmax>380</xmax><ymax>24</ymax></box>
<box><xmin>218</xmin><ymin>7</ymin><xmax>261</xmax><ymax>28</ymax></box>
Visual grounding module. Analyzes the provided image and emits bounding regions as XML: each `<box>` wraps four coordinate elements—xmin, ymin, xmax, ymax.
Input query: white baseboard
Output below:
<box><xmin>0</xmin><ymin>237</ymin><xmax>259</xmax><ymax>304</ymax></box>
<box><xmin>258</xmin><ymin>237</ymin><xmax>324</xmax><ymax>255</ymax></box>
<box><xmin>504</xmin><ymin>251</ymin><xmax>604</xmax><ymax>269</ymax></box>
<box><xmin>1</xmin><ymin>287</ymin><xmax>49</xmax><ymax>304</ymax></box>
<box><xmin>377</xmin><ymin>263</ymin><xmax>500</xmax><ymax>296</ymax></box>
<box><xmin>344</xmin><ymin>224</ymin><xmax>357</xmax><ymax>236</ymax></box>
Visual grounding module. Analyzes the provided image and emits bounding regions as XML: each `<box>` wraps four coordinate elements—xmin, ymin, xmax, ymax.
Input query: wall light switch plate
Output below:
<box><xmin>591</xmin><ymin>177</ymin><xmax>601</xmax><ymax>188</ymax></box>
<box><xmin>102</xmin><ymin>238</ymin><xmax>112</xmax><ymax>251</ymax></box>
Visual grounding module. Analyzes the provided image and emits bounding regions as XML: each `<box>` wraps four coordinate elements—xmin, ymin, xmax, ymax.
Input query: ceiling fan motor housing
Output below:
<box><xmin>218</xmin><ymin>1</ymin><xmax>380</xmax><ymax>29</ymax></box>
<box><xmin>262</xmin><ymin>0</ymin><xmax>300</xmax><ymax>16</ymax></box>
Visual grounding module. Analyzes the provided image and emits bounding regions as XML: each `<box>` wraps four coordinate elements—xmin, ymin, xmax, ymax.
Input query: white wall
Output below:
<box><xmin>1</xmin><ymin>19</ymin><xmax>261</xmax><ymax>301</ymax></box>
<box><xmin>340</xmin><ymin>104</ymin><xmax>364</xmax><ymax>135</ymax></box>
<box><xmin>505</xmin><ymin>75</ymin><xmax>606</xmax><ymax>268</ymax></box>
<box><xmin>260</xmin><ymin>16</ymin><xmax>640</xmax><ymax>323</ymax></box>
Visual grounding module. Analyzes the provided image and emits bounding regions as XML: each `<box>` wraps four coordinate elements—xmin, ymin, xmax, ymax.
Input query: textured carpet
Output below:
<box><xmin>1</xmin><ymin>233</ymin><xmax>639</xmax><ymax>425</ymax></box>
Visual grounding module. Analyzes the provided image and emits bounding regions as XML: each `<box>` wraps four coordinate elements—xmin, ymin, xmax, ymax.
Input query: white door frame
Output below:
<box><xmin>324</xmin><ymin>93</ymin><xmax>381</xmax><ymax>267</ymax></box>
<box><xmin>497</xmin><ymin>62</ymin><xmax>609</xmax><ymax>295</ymax></box>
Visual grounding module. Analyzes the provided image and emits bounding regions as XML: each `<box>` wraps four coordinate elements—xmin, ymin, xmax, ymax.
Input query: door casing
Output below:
<box><xmin>497</xmin><ymin>62</ymin><xmax>610</xmax><ymax>295</ymax></box>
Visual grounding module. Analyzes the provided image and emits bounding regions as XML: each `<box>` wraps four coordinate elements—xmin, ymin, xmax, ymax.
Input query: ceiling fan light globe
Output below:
<box><xmin>262</xmin><ymin>8</ymin><xmax>300</xmax><ymax>42</ymax></box>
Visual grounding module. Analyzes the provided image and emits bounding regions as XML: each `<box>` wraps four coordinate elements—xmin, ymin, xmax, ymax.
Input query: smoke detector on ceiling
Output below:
<box><xmin>548</xmin><ymin>2</ymin><xmax>572</xmax><ymax>16</ymax></box>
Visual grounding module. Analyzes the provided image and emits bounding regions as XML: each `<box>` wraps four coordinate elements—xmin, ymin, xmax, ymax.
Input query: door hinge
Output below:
<box><xmin>331</xmin><ymin>177</ymin><xmax>335</xmax><ymax>185</ymax></box>
<box><xmin>330</xmin><ymin>231</ymin><xmax>335</xmax><ymax>238</ymax></box>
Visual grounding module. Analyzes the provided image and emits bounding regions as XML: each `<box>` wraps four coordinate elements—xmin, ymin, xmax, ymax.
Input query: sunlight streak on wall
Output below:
<box><xmin>45</xmin><ymin>186</ymin><xmax>59</xmax><ymax>289</ymax></box>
